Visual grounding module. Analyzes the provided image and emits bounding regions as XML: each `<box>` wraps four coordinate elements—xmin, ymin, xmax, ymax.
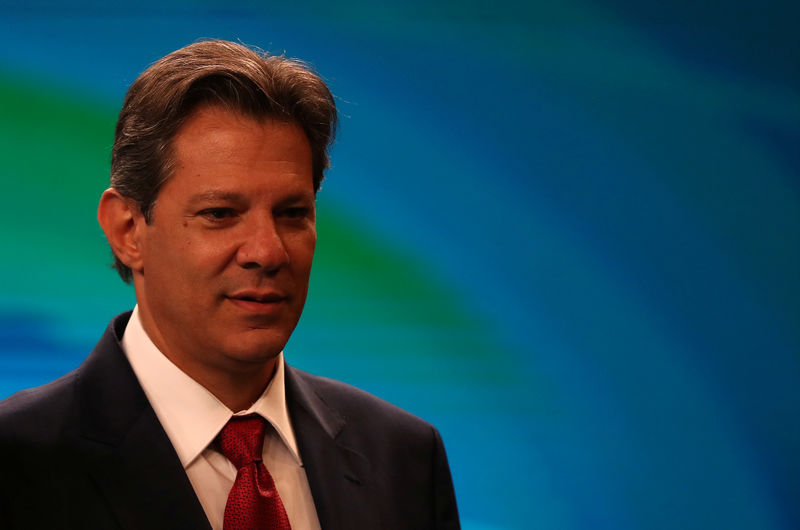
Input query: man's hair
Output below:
<box><xmin>109</xmin><ymin>39</ymin><xmax>338</xmax><ymax>283</ymax></box>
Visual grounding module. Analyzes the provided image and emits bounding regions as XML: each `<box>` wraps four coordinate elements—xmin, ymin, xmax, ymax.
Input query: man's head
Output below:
<box><xmin>109</xmin><ymin>39</ymin><xmax>337</xmax><ymax>283</ymax></box>
<box><xmin>97</xmin><ymin>40</ymin><xmax>337</xmax><ymax>399</ymax></box>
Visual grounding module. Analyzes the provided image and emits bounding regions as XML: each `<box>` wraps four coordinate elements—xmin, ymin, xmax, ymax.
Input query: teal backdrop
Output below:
<box><xmin>1</xmin><ymin>2</ymin><xmax>798</xmax><ymax>529</ymax></box>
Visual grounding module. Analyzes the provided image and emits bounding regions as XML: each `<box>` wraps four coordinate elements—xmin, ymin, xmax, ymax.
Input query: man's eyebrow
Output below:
<box><xmin>187</xmin><ymin>190</ymin><xmax>247</xmax><ymax>204</ymax></box>
<box><xmin>276</xmin><ymin>191</ymin><xmax>316</xmax><ymax>206</ymax></box>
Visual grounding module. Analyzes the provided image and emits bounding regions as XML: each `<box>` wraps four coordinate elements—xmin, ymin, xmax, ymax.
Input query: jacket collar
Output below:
<box><xmin>75</xmin><ymin>311</ymin><xmax>212</xmax><ymax>530</ymax></box>
<box><xmin>284</xmin><ymin>365</ymin><xmax>381</xmax><ymax>530</ymax></box>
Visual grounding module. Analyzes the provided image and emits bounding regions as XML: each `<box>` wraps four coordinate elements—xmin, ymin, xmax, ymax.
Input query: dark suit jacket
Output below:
<box><xmin>0</xmin><ymin>312</ymin><xmax>459</xmax><ymax>529</ymax></box>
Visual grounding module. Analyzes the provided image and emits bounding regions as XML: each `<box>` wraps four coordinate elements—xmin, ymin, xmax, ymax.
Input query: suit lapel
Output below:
<box><xmin>74</xmin><ymin>313</ymin><xmax>211</xmax><ymax>530</ymax></box>
<box><xmin>285</xmin><ymin>367</ymin><xmax>380</xmax><ymax>530</ymax></box>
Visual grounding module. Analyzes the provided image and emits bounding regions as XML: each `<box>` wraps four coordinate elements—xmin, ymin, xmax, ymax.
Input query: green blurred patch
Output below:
<box><xmin>0</xmin><ymin>71</ymin><xmax>114</xmax><ymax>268</ymax></box>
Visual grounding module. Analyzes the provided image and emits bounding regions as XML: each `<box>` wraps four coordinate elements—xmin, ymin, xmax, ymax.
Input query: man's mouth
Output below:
<box><xmin>227</xmin><ymin>290</ymin><xmax>288</xmax><ymax>313</ymax></box>
<box><xmin>231</xmin><ymin>291</ymin><xmax>286</xmax><ymax>303</ymax></box>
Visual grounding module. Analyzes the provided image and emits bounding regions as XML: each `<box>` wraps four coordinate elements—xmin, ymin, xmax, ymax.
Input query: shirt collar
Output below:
<box><xmin>120</xmin><ymin>305</ymin><xmax>301</xmax><ymax>468</ymax></box>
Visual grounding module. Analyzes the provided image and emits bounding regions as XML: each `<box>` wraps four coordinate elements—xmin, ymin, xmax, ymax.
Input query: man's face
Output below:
<box><xmin>132</xmin><ymin>105</ymin><xmax>316</xmax><ymax>380</ymax></box>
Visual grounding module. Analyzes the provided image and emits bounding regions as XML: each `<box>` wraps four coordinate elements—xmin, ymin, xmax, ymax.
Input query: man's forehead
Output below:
<box><xmin>177</xmin><ymin>104</ymin><xmax>302</xmax><ymax>138</ymax></box>
<box><xmin>172</xmin><ymin>106</ymin><xmax>310</xmax><ymax>161</ymax></box>
<box><xmin>185</xmin><ymin>189</ymin><xmax>315</xmax><ymax>205</ymax></box>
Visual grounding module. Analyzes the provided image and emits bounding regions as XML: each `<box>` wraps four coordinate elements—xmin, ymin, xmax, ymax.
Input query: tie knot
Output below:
<box><xmin>218</xmin><ymin>414</ymin><xmax>266</xmax><ymax>469</ymax></box>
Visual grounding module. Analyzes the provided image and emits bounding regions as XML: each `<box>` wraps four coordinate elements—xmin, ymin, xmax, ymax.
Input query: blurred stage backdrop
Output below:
<box><xmin>1</xmin><ymin>2</ymin><xmax>798</xmax><ymax>529</ymax></box>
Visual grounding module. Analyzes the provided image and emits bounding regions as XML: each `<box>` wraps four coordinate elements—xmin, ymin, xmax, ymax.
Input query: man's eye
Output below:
<box><xmin>199</xmin><ymin>208</ymin><xmax>236</xmax><ymax>220</ymax></box>
<box><xmin>282</xmin><ymin>207</ymin><xmax>310</xmax><ymax>219</ymax></box>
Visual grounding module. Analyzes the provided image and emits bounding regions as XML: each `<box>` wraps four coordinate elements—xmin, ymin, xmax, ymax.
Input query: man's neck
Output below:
<box><xmin>132</xmin><ymin>305</ymin><xmax>279</xmax><ymax>412</ymax></box>
<box><xmin>183</xmin><ymin>359</ymin><xmax>278</xmax><ymax>412</ymax></box>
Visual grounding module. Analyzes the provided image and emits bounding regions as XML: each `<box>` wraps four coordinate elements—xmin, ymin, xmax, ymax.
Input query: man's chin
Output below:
<box><xmin>223</xmin><ymin>332</ymin><xmax>289</xmax><ymax>364</ymax></box>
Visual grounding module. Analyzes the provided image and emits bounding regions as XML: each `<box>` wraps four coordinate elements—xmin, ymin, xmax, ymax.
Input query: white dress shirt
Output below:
<box><xmin>121</xmin><ymin>306</ymin><xmax>321</xmax><ymax>530</ymax></box>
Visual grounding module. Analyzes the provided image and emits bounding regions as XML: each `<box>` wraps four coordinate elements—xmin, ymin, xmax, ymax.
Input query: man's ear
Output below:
<box><xmin>97</xmin><ymin>188</ymin><xmax>146</xmax><ymax>274</ymax></box>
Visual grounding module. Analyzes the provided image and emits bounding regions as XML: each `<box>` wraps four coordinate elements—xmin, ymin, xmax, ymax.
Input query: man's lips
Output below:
<box><xmin>228</xmin><ymin>289</ymin><xmax>287</xmax><ymax>303</ymax></box>
<box><xmin>226</xmin><ymin>290</ymin><xmax>288</xmax><ymax>314</ymax></box>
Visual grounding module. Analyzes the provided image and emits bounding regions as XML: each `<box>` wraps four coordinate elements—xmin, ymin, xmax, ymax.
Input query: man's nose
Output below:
<box><xmin>235</xmin><ymin>216</ymin><xmax>290</xmax><ymax>273</ymax></box>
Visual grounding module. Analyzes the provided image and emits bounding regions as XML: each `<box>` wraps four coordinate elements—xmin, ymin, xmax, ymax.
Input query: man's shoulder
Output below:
<box><xmin>0</xmin><ymin>368</ymin><xmax>80</xmax><ymax>443</ymax></box>
<box><xmin>287</xmin><ymin>366</ymin><xmax>435</xmax><ymax>436</ymax></box>
<box><xmin>0</xmin><ymin>313</ymin><xmax>128</xmax><ymax>442</ymax></box>
<box><xmin>0</xmin><ymin>310</ymin><xmax>141</xmax><ymax>447</ymax></box>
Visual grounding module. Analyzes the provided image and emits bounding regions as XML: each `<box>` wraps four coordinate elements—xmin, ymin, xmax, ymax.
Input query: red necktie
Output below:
<box><xmin>219</xmin><ymin>414</ymin><xmax>292</xmax><ymax>530</ymax></box>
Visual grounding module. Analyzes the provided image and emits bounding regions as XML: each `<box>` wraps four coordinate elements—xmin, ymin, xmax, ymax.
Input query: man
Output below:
<box><xmin>0</xmin><ymin>40</ymin><xmax>459</xmax><ymax>529</ymax></box>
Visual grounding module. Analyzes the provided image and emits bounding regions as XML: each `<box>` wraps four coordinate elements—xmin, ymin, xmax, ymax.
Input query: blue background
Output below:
<box><xmin>1</xmin><ymin>2</ymin><xmax>798</xmax><ymax>529</ymax></box>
